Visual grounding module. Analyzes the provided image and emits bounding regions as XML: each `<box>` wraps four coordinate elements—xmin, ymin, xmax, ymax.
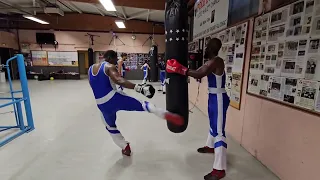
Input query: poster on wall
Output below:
<box><xmin>295</xmin><ymin>79</ymin><xmax>319</xmax><ymax>110</ymax></box>
<box><xmin>253</xmin><ymin>14</ymin><xmax>269</xmax><ymax>44</ymax></box>
<box><xmin>47</xmin><ymin>51</ymin><xmax>78</xmax><ymax>66</ymax></box>
<box><xmin>282</xmin><ymin>77</ymin><xmax>298</xmax><ymax>104</ymax></box>
<box><xmin>248</xmin><ymin>73</ymin><xmax>261</xmax><ymax>94</ymax></box>
<box><xmin>248</xmin><ymin>0</ymin><xmax>320</xmax><ymax>114</ymax></box>
<box><xmin>315</xmin><ymin>85</ymin><xmax>320</xmax><ymax>112</ymax></box>
<box><xmin>230</xmin><ymin>73</ymin><xmax>242</xmax><ymax>108</ymax></box>
<box><xmin>267</xmin><ymin>76</ymin><xmax>284</xmax><ymax>100</ymax></box>
<box><xmin>205</xmin><ymin>21</ymin><xmax>248</xmax><ymax>109</ymax></box>
<box><xmin>31</xmin><ymin>51</ymin><xmax>48</xmax><ymax>66</ymax></box>
<box><xmin>193</xmin><ymin>0</ymin><xmax>229</xmax><ymax>40</ymax></box>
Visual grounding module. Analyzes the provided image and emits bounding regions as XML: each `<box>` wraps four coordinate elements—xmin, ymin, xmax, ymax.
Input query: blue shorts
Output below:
<box><xmin>98</xmin><ymin>93</ymin><xmax>145</xmax><ymax>128</ymax></box>
<box><xmin>160</xmin><ymin>70</ymin><xmax>165</xmax><ymax>85</ymax></box>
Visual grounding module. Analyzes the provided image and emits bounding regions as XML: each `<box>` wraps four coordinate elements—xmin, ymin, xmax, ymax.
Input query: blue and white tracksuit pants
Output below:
<box><xmin>160</xmin><ymin>70</ymin><xmax>166</xmax><ymax>92</ymax></box>
<box><xmin>142</xmin><ymin>70</ymin><xmax>148</xmax><ymax>84</ymax></box>
<box><xmin>98</xmin><ymin>91</ymin><xmax>165</xmax><ymax>149</ymax></box>
<box><xmin>206</xmin><ymin>88</ymin><xmax>230</xmax><ymax>170</ymax></box>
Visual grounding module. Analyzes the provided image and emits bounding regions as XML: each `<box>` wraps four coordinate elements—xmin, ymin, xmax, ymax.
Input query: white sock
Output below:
<box><xmin>142</xmin><ymin>101</ymin><xmax>166</xmax><ymax>118</ymax></box>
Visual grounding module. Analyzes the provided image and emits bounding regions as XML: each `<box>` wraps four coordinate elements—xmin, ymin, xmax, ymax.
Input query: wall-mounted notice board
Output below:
<box><xmin>247</xmin><ymin>0</ymin><xmax>320</xmax><ymax>114</ymax></box>
<box><xmin>31</xmin><ymin>51</ymin><xmax>48</xmax><ymax>66</ymax></box>
<box><xmin>47</xmin><ymin>51</ymin><xmax>78</xmax><ymax>66</ymax></box>
<box><xmin>204</xmin><ymin>21</ymin><xmax>249</xmax><ymax>110</ymax></box>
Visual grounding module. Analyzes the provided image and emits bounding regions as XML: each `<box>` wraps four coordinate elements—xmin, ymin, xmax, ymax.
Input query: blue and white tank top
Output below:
<box><xmin>143</xmin><ymin>64</ymin><xmax>148</xmax><ymax>72</ymax></box>
<box><xmin>88</xmin><ymin>62</ymin><xmax>117</xmax><ymax>104</ymax></box>
<box><xmin>207</xmin><ymin>72</ymin><xmax>226</xmax><ymax>94</ymax></box>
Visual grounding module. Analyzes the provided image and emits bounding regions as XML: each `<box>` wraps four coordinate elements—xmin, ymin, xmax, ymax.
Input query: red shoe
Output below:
<box><xmin>164</xmin><ymin>112</ymin><xmax>184</xmax><ymax>126</ymax></box>
<box><xmin>197</xmin><ymin>146</ymin><xmax>215</xmax><ymax>154</ymax></box>
<box><xmin>204</xmin><ymin>169</ymin><xmax>226</xmax><ymax>180</ymax></box>
<box><xmin>122</xmin><ymin>144</ymin><xmax>131</xmax><ymax>156</ymax></box>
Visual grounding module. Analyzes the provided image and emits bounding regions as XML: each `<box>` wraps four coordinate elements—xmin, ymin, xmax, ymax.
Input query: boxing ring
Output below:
<box><xmin>0</xmin><ymin>54</ymin><xmax>34</xmax><ymax>147</ymax></box>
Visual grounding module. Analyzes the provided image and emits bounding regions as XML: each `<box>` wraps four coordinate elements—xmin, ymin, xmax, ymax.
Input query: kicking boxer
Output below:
<box><xmin>141</xmin><ymin>60</ymin><xmax>150</xmax><ymax>84</ymax></box>
<box><xmin>157</xmin><ymin>60</ymin><xmax>166</xmax><ymax>94</ymax></box>
<box><xmin>89</xmin><ymin>50</ymin><xmax>183</xmax><ymax>156</ymax></box>
<box><xmin>117</xmin><ymin>53</ymin><xmax>128</xmax><ymax>90</ymax></box>
<box><xmin>166</xmin><ymin>38</ymin><xmax>230</xmax><ymax>180</ymax></box>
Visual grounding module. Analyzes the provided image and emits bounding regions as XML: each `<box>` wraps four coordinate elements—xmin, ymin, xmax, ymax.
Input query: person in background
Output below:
<box><xmin>88</xmin><ymin>50</ymin><xmax>183</xmax><ymax>156</ymax></box>
<box><xmin>141</xmin><ymin>60</ymin><xmax>150</xmax><ymax>84</ymax></box>
<box><xmin>158</xmin><ymin>59</ymin><xmax>166</xmax><ymax>94</ymax></box>
<box><xmin>166</xmin><ymin>38</ymin><xmax>230</xmax><ymax>180</ymax></box>
<box><xmin>117</xmin><ymin>53</ymin><xmax>128</xmax><ymax>90</ymax></box>
<box><xmin>147</xmin><ymin>60</ymin><xmax>152</xmax><ymax>82</ymax></box>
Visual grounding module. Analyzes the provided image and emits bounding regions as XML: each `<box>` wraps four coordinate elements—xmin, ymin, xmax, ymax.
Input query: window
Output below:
<box><xmin>228</xmin><ymin>0</ymin><xmax>260</xmax><ymax>25</ymax></box>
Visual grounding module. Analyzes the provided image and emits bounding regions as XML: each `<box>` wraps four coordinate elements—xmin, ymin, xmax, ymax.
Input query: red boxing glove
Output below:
<box><xmin>166</xmin><ymin>59</ymin><xmax>188</xmax><ymax>76</ymax></box>
<box><xmin>125</xmin><ymin>67</ymin><xmax>130</xmax><ymax>71</ymax></box>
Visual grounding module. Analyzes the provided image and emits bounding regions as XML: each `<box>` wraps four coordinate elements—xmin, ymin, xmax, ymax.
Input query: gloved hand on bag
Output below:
<box><xmin>166</xmin><ymin>59</ymin><xmax>188</xmax><ymax>76</ymax></box>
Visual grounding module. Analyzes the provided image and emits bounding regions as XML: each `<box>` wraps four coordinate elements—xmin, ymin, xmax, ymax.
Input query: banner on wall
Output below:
<box><xmin>31</xmin><ymin>51</ymin><xmax>48</xmax><ymax>66</ymax></box>
<box><xmin>48</xmin><ymin>51</ymin><xmax>78</xmax><ymax>66</ymax></box>
<box><xmin>193</xmin><ymin>0</ymin><xmax>229</xmax><ymax>40</ymax></box>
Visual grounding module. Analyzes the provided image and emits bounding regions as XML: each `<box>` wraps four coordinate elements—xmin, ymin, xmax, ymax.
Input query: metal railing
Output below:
<box><xmin>0</xmin><ymin>54</ymin><xmax>34</xmax><ymax>147</ymax></box>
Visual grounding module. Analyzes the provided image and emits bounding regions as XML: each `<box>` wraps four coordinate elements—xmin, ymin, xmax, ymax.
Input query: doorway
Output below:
<box><xmin>78</xmin><ymin>51</ymin><xmax>88</xmax><ymax>77</ymax></box>
<box><xmin>0</xmin><ymin>48</ymin><xmax>16</xmax><ymax>80</ymax></box>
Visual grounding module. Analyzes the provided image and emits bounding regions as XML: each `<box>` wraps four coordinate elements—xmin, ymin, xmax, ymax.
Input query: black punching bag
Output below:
<box><xmin>165</xmin><ymin>0</ymin><xmax>189</xmax><ymax>133</ymax></box>
<box><xmin>88</xmin><ymin>48</ymin><xmax>94</xmax><ymax>66</ymax></box>
<box><xmin>150</xmin><ymin>45</ymin><xmax>158</xmax><ymax>82</ymax></box>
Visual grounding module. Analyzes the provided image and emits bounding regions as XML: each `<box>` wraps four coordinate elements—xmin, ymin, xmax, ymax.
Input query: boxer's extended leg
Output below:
<box><xmin>142</xmin><ymin>71</ymin><xmax>147</xmax><ymax>84</ymax></box>
<box><xmin>160</xmin><ymin>71</ymin><xmax>166</xmax><ymax>94</ymax></box>
<box><xmin>100</xmin><ymin>111</ymin><xmax>131</xmax><ymax>156</ymax></box>
<box><xmin>204</xmin><ymin>93</ymin><xmax>229</xmax><ymax>180</ymax></box>
<box><xmin>99</xmin><ymin>93</ymin><xmax>183</xmax><ymax>125</ymax></box>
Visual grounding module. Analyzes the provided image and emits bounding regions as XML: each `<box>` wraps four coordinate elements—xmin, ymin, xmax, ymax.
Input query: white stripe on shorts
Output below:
<box><xmin>96</xmin><ymin>90</ymin><xmax>116</xmax><ymax>105</ymax></box>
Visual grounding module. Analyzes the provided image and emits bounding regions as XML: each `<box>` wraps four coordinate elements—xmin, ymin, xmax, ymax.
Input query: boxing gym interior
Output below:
<box><xmin>0</xmin><ymin>0</ymin><xmax>318</xmax><ymax>180</ymax></box>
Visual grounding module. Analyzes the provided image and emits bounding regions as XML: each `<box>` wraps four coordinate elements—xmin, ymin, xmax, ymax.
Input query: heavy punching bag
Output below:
<box><xmin>150</xmin><ymin>45</ymin><xmax>158</xmax><ymax>82</ymax></box>
<box><xmin>88</xmin><ymin>48</ymin><xmax>94</xmax><ymax>66</ymax></box>
<box><xmin>165</xmin><ymin>0</ymin><xmax>189</xmax><ymax>133</ymax></box>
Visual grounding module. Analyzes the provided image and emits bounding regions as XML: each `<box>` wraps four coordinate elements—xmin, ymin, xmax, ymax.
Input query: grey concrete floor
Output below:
<box><xmin>0</xmin><ymin>79</ymin><xmax>279</xmax><ymax>180</ymax></box>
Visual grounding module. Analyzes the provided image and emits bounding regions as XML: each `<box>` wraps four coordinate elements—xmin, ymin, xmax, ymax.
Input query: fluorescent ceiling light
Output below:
<box><xmin>23</xmin><ymin>15</ymin><xmax>49</xmax><ymax>25</ymax></box>
<box><xmin>99</xmin><ymin>0</ymin><xmax>116</xmax><ymax>11</ymax></box>
<box><xmin>115</xmin><ymin>20</ymin><xmax>126</xmax><ymax>28</ymax></box>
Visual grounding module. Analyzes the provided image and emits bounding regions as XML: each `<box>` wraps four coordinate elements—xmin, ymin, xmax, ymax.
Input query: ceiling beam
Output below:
<box><xmin>0</xmin><ymin>7</ymin><xmax>42</xmax><ymax>11</ymax></box>
<box><xmin>146</xmin><ymin>9</ymin><xmax>150</xmax><ymax>22</ymax></box>
<box><xmin>5</xmin><ymin>13</ymin><xmax>164</xmax><ymax>34</ymax></box>
<box><xmin>120</xmin><ymin>6</ymin><xmax>127</xmax><ymax>19</ymax></box>
<box><xmin>62</xmin><ymin>0</ymin><xmax>83</xmax><ymax>13</ymax></box>
<box><xmin>0</xmin><ymin>0</ymin><xmax>33</xmax><ymax>15</ymax></box>
<box><xmin>66</xmin><ymin>0</ymin><xmax>165</xmax><ymax>10</ymax></box>
<box><xmin>90</xmin><ymin>4</ymin><xmax>105</xmax><ymax>16</ymax></box>
<box><xmin>127</xmin><ymin>10</ymin><xmax>156</xmax><ymax>20</ymax></box>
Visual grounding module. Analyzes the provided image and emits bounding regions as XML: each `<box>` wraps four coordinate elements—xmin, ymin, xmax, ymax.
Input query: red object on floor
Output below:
<box><xmin>122</xmin><ymin>144</ymin><xmax>131</xmax><ymax>156</ymax></box>
<box><xmin>197</xmin><ymin>146</ymin><xmax>215</xmax><ymax>154</ymax></box>
<box><xmin>204</xmin><ymin>169</ymin><xmax>226</xmax><ymax>180</ymax></box>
